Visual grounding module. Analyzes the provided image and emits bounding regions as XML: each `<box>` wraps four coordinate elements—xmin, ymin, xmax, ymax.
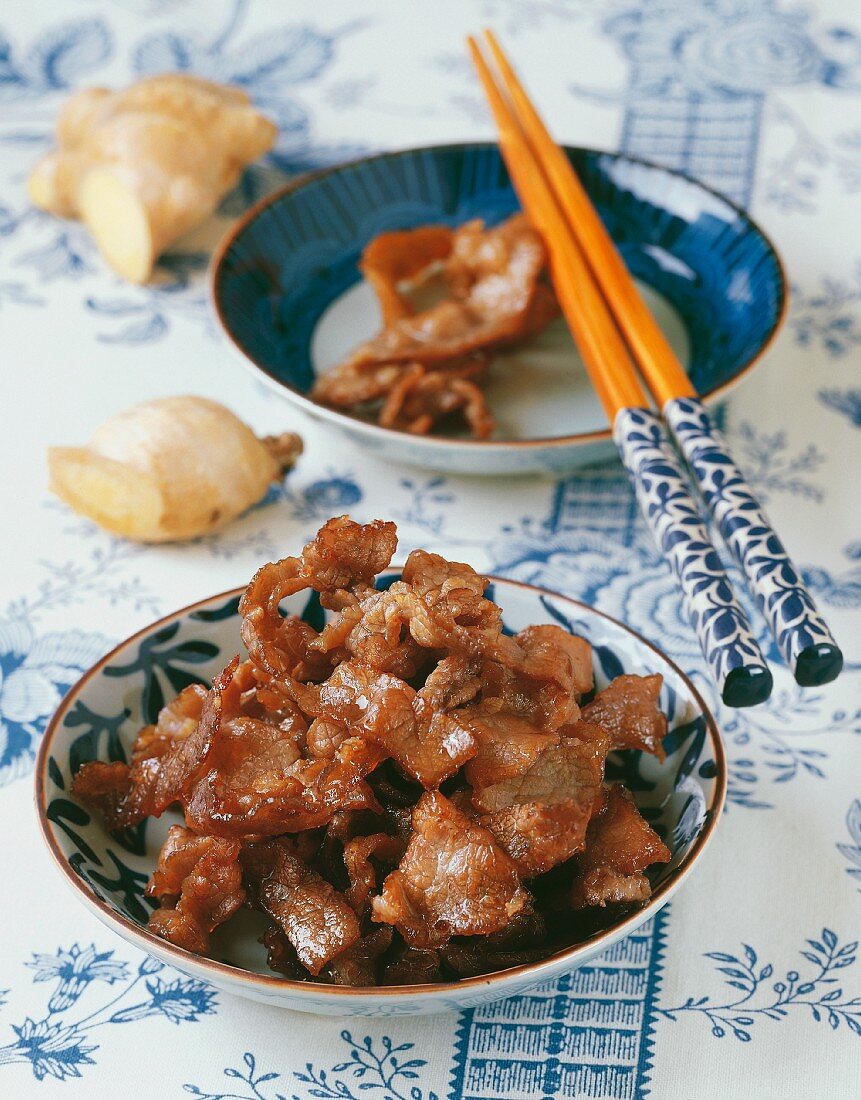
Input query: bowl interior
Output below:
<box><xmin>39</xmin><ymin>576</ymin><xmax>722</xmax><ymax>989</ymax></box>
<box><xmin>213</xmin><ymin>143</ymin><xmax>784</xmax><ymax>442</ymax></box>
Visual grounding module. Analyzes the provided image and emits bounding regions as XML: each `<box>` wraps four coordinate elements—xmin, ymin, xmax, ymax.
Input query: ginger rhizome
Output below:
<box><xmin>29</xmin><ymin>74</ymin><xmax>277</xmax><ymax>283</ymax></box>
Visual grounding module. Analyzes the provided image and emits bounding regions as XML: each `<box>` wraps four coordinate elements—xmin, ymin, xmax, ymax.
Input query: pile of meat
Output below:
<box><xmin>311</xmin><ymin>215</ymin><xmax>559</xmax><ymax>438</ymax></box>
<box><xmin>72</xmin><ymin>516</ymin><xmax>671</xmax><ymax>986</ymax></box>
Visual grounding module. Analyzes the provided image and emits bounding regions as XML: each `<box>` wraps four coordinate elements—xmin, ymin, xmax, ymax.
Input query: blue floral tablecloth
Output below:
<box><xmin>1</xmin><ymin>2</ymin><xmax>859</xmax><ymax>1097</ymax></box>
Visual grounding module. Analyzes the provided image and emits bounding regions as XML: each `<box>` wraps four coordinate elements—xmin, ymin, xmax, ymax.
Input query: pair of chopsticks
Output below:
<box><xmin>468</xmin><ymin>30</ymin><xmax>843</xmax><ymax>707</ymax></box>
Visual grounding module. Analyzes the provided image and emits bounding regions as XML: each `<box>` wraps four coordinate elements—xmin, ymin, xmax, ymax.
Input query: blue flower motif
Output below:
<box><xmin>0</xmin><ymin>18</ymin><xmax>112</xmax><ymax>101</ymax></box>
<box><xmin>0</xmin><ymin>618</ymin><xmax>110</xmax><ymax>785</ymax></box>
<box><xmin>17</xmin><ymin>229</ymin><xmax>96</xmax><ymax>281</ymax></box>
<box><xmin>26</xmin><ymin>945</ymin><xmax>129</xmax><ymax>1013</ymax></box>
<box><xmin>604</xmin><ymin>1</ymin><xmax>861</xmax><ymax>97</ymax></box>
<box><xmin>8</xmin><ymin>1018</ymin><xmax>96</xmax><ymax>1081</ymax></box>
<box><xmin>110</xmin><ymin>978</ymin><xmax>217</xmax><ymax>1025</ymax></box>
<box><xmin>300</xmin><ymin>476</ymin><xmax>363</xmax><ymax>516</ymax></box>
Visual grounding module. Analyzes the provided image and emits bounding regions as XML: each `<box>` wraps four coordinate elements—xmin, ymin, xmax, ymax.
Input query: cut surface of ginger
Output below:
<box><xmin>48</xmin><ymin>448</ymin><xmax>165</xmax><ymax>541</ymax></box>
<box><xmin>77</xmin><ymin>167</ymin><xmax>155</xmax><ymax>284</ymax></box>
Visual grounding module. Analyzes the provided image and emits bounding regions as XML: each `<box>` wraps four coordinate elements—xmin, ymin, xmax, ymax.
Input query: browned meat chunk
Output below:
<box><xmin>372</xmin><ymin>791</ymin><xmax>530</xmax><ymax>947</ymax></box>
<box><xmin>131</xmin><ymin>683</ymin><xmax>207</xmax><ymax>764</ymax></box>
<box><xmin>70</xmin><ymin>760</ymin><xmax>132</xmax><ymax>829</ymax></box>
<box><xmin>260</xmin><ymin>925</ymin><xmax>306</xmax><ymax>979</ymax></box>
<box><xmin>419</xmin><ymin>654</ymin><xmax>482</xmax><ymax>711</ymax></box>
<box><xmin>582</xmin><ymin>674</ymin><xmax>667</xmax><ymax>758</ymax></box>
<box><xmin>570</xmin><ymin>784</ymin><xmax>672</xmax><ymax>909</ymax></box>
<box><xmin>146</xmin><ymin>826</ymin><xmax>245</xmax><ymax>954</ymax></box>
<box><xmin>72</xmin><ymin>659</ymin><xmax>253</xmax><ymax>830</ymax></box>
<box><xmin>239</xmin><ymin>517</ymin><xmax>398</xmax><ymax>677</ymax></box>
<box><xmin>379</xmin><ymin>365</ymin><xmax>494</xmax><ymax>438</ymax></box>
<box><xmin>381</xmin><ymin>945</ymin><xmax>443</xmax><ymax>985</ymax></box>
<box><xmin>343</xmin><ymin>831</ymin><xmax>406</xmax><ymax>918</ymax></box>
<box><xmin>312</xmin><ymin>660</ymin><xmax>477</xmax><ymax>789</ymax></box>
<box><xmin>341</xmin><ymin>215</ymin><xmax>546</xmax><ymax>368</ymax></box>
<box><xmin>179</xmin><ymin>656</ymin><xmax>381</xmax><ymax>838</ymax></box>
<box><xmin>323</xmin><ymin>926</ymin><xmax>393</xmax><ymax>986</ymax></box>
<box><xmin>360</xmin><ymin>225</ymin><xmax>454</xmax><ymax>325</ymax></box>
<box><xmin>472</xmin><ymin>727</ymin><xmax>610</xmax><ymax>876</ymax></box>
<box><xmin>250</xmin><ymin>843</ymin><xmax>360</xmax><ymax>975</ymax></box>
<box><xmin>480</xmin><ymin>624</ymin><xmax>592</xmax><ymax>732</ymax></box>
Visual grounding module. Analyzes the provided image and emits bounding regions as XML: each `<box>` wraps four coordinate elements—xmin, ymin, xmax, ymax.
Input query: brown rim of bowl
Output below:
<box><xmin>210</xmin><ymin>141</ymin><xmax>789</xmax><ymax>452</ymax></box>
<box><xmin>35</xmin><ymin>575</ymin><xmax>726</xmax><ymax>998</ymax></box>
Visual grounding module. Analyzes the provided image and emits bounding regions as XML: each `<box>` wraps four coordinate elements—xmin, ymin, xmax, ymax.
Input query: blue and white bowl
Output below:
<box><xmin>36</xmin><ymin>576</ymin><xmax>725</xmax><ymax>1016</ymax></box>
<box><xmin>211</xmin><ymin>143</ymin><xmax>786</xmax><ymax>476</ymax></box>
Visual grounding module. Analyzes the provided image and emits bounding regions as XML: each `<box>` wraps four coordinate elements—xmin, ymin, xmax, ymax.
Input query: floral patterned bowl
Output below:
<box><xmin>36</xmin><ymin>576</ymin><xmax>725</xmax><ymax>1016</ymax></box>
<box><xmin>211</xmin><ymin>142</ymin><xmax>786</xmax><ymax>476</ymax></box>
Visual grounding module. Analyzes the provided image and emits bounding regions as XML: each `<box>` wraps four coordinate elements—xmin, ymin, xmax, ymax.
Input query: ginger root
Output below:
<box><xmin>29</xmin><ymin>74</ymin><xmax>276</xmax><ymax>283</ymax></box>
<box><xmin>49</xmin><ymin>396</ymin><xmax>302</xmax><ymax>542</ymax></box>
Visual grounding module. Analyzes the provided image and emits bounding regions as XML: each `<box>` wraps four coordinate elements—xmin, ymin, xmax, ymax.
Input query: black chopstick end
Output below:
<box><xmin>722</xmin><ymin>665</ymin><xmax>774</xmax><ymax>709</ymax></box>
<box><xmin>795</xmin><ymin>643</ymin><xmax>844</xmax><ymax>687</ymax></box>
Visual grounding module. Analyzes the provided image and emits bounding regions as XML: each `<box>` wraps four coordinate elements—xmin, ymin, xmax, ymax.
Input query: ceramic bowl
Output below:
<box><xmin>36</xmin><ymin>575</ymin><xmax>725</xmax><ymax>1016</ymax></box>
<box><xmin>211</xmin><ymin>142</ymin><xmax>786</xmax><ymax>476</ymax></box>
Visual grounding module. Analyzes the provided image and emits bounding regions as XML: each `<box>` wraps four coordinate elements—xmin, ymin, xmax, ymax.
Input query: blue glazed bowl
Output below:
<box><xmin>37</xmin><ymin>575</ymin><xmax>724</xmax><ymax>1016</ymax></box>
<box><xmin>212</xmin><ymin>143</ymin><xmax>786</xmax><ymax>476</ymax></box>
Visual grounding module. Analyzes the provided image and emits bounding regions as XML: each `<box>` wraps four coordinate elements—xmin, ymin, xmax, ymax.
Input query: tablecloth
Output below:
<box><xmin>1</xmin><ymin>1</ymin><xmax>859</xmax><ymax>1097</ymax></box>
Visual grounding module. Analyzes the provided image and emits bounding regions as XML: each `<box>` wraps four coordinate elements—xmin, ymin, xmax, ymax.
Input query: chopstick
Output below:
<box><xmin>468</xmin><ymin>34</ymin><xmax>777</xmax><ymax>707</ymax></box>
<box><xmin>475</xmin><ymin>31</ymin><xmax>843</xmax><ymax>692</ymax></box>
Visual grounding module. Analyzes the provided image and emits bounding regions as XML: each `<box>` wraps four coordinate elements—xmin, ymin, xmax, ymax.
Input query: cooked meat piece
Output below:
<box><xmin>419</xmin><ymin>654</ymin><xmax>482</xmax><ymax>711</ymax></box>
<box><xmin>323</xmin><ymin>926</ymin><xmax>394</xmax><ymax>986</ymax></box>
<box><xmin>570</xmin><ymin>784</ymin><xmax>672</xmax><ymax>909</ymax></box>
<box><xmin>463</xmin><ymin>710</ymin><xmax>559</xmax><ymax>789</ymax></box>
<box><xmin>343</xmin><ymin>832</ymin><xmax>406</xmax><ymax>917</ymax></box>
<box><xmin>312</xmin><ymin>216</ymin><xmax>561</xmax><ymax>440</ymax></box>
<box><xmin>261</xmin><ymin>925</ymin><xmax>306</xmax><ymax>979</ymax></box>
<box><xmin>184</xmin><ymin>730</ymin><xmax>382</xmax><ymax>838</ymax></box>
<box><xmin>176</xmin><ymin>656</ymin><xmax>382</xmax><ymax>837</ymax></box>
<box><xmin>131</xmin><ymin>683</ymin><xmax>207</xmax><ymax>764</ymax></box>
<box><xmin>472</xmin><ymin>726</ymin><xmax>610</xmax><ymax>876</ymax></box>
<box><xmin>313</xmin><ymin>660</ymin><xmax>477</xmax><ymax>789</ymax></box>
<box><xmin>438</xmin><ymin>880</ymin><xmax>548</xmax><ymax>976</ymax></box>
<box><xmin>479</xmin><ymin>624</ymin><xmax>591</xmax><ymax>733</ymax></box>
<box><xmin>441</xmin><ymin>940</ymin><xmax>548</xmax><ymax>977</ymax></box>
<box><xmin>251</xmin><ymin>843</ymin><xmax>360</xmax><ymax>975</ymax></box>
<box><xmin>70</xmin><ymin>760</ymin><xmax>132</xmax><ymax>829</ymax></box>
<box><xmin>240</xmin><ymin>517</ymin><xmax>398</xmax><ymax>677</ymax></box>
<box><xmin>340</xmin><ymin>215</ymin><xmax>547</xmax><ymax>370</ymax></box>
<box><xmin>381</xmin><ymin>944</ymin><xmax>443</xmax><ymax>985</ymax></box>
<box><xmin>582</xmin><ymin>673</ymin><xmax>667</xmax><ymax>758</ymax></box>
<box><xmin>379</xmin><ymin>365</ymin><xmax>494</xmax><ymax>438</ymax></box>
<box><xmin>146</xmin><ymin>826</ymin><xmax>245</xmax><ymax>954</ymax></box>
<box><xmin>360</xmin><ymin>225</ymin><xmax>454</xmax><ymax>325</ymax></box>
<box><xmin>516</xmin><ymin>624</ymin><xmax>593</xmax><ymax>701</ymax></box>
<box><xmin>336</xmin><ymin>584</ymin><xmax>426</xmax><ymax>679</ymax></box>
<box><xmin>310</xmin><ymin>360</ymin><xmax>408</xmax><ymax>409</ymax></box>
<box><xmin>72</xmin><ymin>658</ymin><xmax>254</xmax><ymax>830</ymax></box>
<box><xmin>372</xmin><ymin>791</ymin><xmax>530</xmax><ymax>947</ymax></box>
<box><xmin>443</xmin><ymin>214</ymin><xmax>543</xmax><ymax>304</ymax></box>
<box><xmin>300</xmin><ymin>514</ymin><xmax>398</xmax><ymax>591</ymax></box>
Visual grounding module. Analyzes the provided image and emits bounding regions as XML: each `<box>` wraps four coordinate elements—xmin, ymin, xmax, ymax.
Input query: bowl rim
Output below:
<box><xmin>35</xmin><ymin>574</ymin><xmax>726</xmax><ymax>1000</ymax></box>
<box><xmin>210</xmin><ymin>140</ymin><xmax>788</xmax><ymax>453</ymax></box>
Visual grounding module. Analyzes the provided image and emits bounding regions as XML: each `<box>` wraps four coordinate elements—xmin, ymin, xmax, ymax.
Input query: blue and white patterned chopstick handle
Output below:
<box><xmin>664</xmin><ymin>397</ymin><xmax>843</xmax><ymax>687</ymax></box>
<box><xmin>614</xmin><ymin>407</ymin><xmax>772</xmax><ymax>707</ymax></box>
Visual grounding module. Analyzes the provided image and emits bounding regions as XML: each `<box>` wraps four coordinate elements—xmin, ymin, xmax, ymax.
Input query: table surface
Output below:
<box><xmin>1</xmin><ymin>2</ymin><xmax>859</xmax><ymax>1097</ymax></box>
